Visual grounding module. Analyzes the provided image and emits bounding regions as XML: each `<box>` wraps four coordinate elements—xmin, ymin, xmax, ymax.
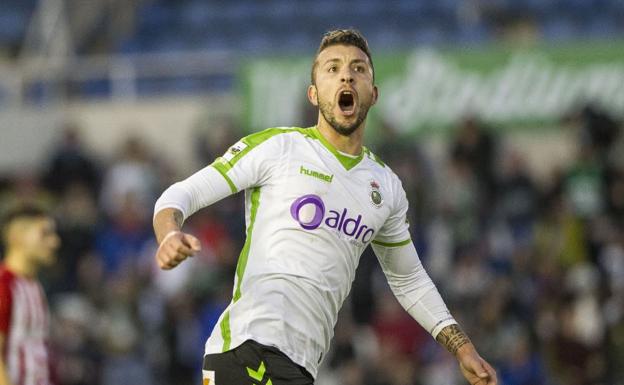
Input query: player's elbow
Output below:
<box><xmin>154</xmin><ymin>182</ymin><xmax>192</xmax><ymax>217</ymax></box>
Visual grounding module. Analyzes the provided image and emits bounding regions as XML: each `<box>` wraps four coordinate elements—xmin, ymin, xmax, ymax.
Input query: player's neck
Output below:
<box><xmin>316</xmin><ymin>120</ymin><xmax>364</xmax><ymax>156</ymax></box>
<box><xmin>4</xmin><ymin>251</ymin><xmax>37</xmax><ymax>279</ymax></box>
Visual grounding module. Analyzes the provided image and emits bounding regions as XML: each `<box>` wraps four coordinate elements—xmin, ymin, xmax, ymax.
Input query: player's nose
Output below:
<box><xmin>50</xmin><ymin>234</ymin><xmax>61</xmax><ymax>249</ymax></box>
<box><xmin>340</xmin><ymin>69</ymin><xmax>354</xmax><ymax>83</ymax></box>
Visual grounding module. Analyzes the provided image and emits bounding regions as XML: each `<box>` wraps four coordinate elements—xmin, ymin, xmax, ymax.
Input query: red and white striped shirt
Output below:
<box><xmin>0</xmin><ymin>265</ymin><xmax>51</xmax><ymax>385</ymax></box>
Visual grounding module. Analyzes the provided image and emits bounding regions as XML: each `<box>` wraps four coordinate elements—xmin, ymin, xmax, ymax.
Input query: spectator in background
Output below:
<box><xmin>42</xmin><ymin>123</ymin><xmax>100</xmax><ymax>199</ymax></box>
<box><xmin>497</xmin><ymin>328</ymin><xmax>546</xmax><ymax>385</ymax></box>
<box><xmin>193</xmin><ymin>116</ymin><xmax>241</xmax><ymax>168</ymax></box>
<box><xmin>51</xmin><ymin>294</ymin><xmax>101</xmax><ymax>385</ymax></box>
<box><xmin>450</xmin><ymin>116</ymin><xmax>497</xmax><ymax>210</ymax></box>
<box><xmin>564</xmin><ymin>143</ymin><xmax>605</xmax><ymax>220</ymax></box>
<box><xmin>376</xmin><ymin>120</ymin><xmax>434</xmax><ymax>243</ymax></box>
<box><xmin>570</xmin><ymin>105</ymin><xmax>620</xmax><ymax>163</ymax></box>
<box><xmin>0</xmin><ymin>206</ymin><xmax>60</xmax><ymax>385</ymax></box>
<box><xmin>100</xmin><ymin>136</ymin><xmax>157</xmax><ymax>220</ymax></box>
<box><xmin>439</xmin><ymin>151</ymin><xmax>480</xmax><ymax>253</ymax></box>
<box><xmin>48</xmin><ymin>183</ymin><xmax>99</xmax><ymax>293</ymax></box>
<box><xmin>98</xmin><ymin>271</ymin><xmax>155</xmax><ymax>385</ymax></box>
<box><xmin>96</xmin><ymin>136</ymin><xmax>157</xmax><ymax>275</ymax></box>
<box><xmin>496</xmin><ymin>150</ymin><xmax>537</xmax><ymax>246</ymax></box>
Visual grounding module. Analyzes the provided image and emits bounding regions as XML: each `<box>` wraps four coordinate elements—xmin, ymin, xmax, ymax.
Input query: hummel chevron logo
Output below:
<box><xmin>246</xmin><ymin>361</ymin><xmax>273</xmax><ymax>385</ymax></box>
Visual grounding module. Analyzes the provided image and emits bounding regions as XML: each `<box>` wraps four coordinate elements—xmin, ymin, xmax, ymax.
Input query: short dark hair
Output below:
<box><xmin>311</xmin><ymin>29</ymin><xmax>374</xmax><ymax>85</ymax></box>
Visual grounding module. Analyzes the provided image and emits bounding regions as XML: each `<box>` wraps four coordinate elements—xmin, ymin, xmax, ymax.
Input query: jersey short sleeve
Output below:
<box><xmin>210</xmin><ymin>128</ymin><xmax>285</xmax><ymax>193</ymax></box>
<box><xmin>372</xmin><ymin>174</ymin><xmax>411</xmax><ymax>247</ymax></box>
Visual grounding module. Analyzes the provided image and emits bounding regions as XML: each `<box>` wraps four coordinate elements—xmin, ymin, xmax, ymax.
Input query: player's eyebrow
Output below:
<box><xmin>322</xmin><ymin>58</ymin><xmax>341</xmax><ymax>66</ymax></box>
<box><xmin>322</xmin><ymin>58</ymin><xmax>368</xmax><ymax>66</ymax></box>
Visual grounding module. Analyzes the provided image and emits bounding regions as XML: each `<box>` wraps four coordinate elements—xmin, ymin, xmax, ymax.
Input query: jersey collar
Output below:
<box><xmin>309</xmin><ymin>126</ymin><xmax>364</xmax><ymax>171</ymax></box>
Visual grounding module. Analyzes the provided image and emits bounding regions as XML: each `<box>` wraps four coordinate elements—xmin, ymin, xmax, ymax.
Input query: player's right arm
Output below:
<box><xmin>153</xmin><ymin>129</ymin><xmax>283</xmax><ymax>269</ymax></box>
<box><xmin>153</xmin><ymin>160</ymin><xmax>235</xmax><ymax>270</ymax></box>
<box><xmin>153</xmin><ymin>208</ymin><xmax>201</xmax><ymax>270</ymax></box>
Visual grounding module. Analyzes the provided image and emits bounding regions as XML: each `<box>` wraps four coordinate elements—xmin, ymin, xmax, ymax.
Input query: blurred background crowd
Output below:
<box><xmin>1</xmin><ymin>1</ymin><xmax>624</xmax><ymax>385</ymax></box>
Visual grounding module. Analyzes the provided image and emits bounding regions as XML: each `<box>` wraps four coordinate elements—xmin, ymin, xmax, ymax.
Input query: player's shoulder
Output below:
<box><xmin>0</xmin><ymin>265</ymin><xmax>16</xmax><ymax>289</ymax></box>
<box><xmin>217</xmin><ymin>127</ymin><xmax>310</xmax><ymax>166</ymax></box>
<box><xmin>362</xmin><ymin>147</ymin><xmax>404</xmax><ymax>189</ymax></box>
<box><xmin>227</xmin><ymin>127</ymin><xmax>312</xmax><ymax>156</ymax></box>
<box><xmin>241</xmin><ymin>126</ymin><xmax>313</xmax><ymax>146</ymax></box>
<box><xmin>362</xmin><ymin>147</ymin><xmax>398</xmax><ymax>179</ymax></box>
<box><xmin>362</xmin><ymin>147</ymin><xmax>387</xmax><ymax>170</ymax></box>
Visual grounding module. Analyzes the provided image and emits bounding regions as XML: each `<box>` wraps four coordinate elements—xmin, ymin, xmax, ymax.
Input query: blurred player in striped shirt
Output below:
<box><xmin>0</xmin><ymin>206</ymin><xmax>60</xmax><ymax>385</ymax></box>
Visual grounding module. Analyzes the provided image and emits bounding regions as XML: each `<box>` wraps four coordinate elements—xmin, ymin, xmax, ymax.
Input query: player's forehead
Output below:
<box><xmin>316</xmin><ymin>44</ymin><xmax>371</xmax><ymax>67</ymax></box>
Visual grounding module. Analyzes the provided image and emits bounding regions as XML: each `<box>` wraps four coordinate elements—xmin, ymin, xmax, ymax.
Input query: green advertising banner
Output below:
<box><xmin>240</xmin><ymin>41</ymin><xmax>624</xmax><ymax>135</ymax></box>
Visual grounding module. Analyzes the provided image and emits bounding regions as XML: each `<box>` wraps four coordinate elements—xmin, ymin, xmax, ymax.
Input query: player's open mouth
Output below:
<box><xmin>338</xmin><ymin>90</ymin><xmax>356</xmax><ymax>116</ymax></box>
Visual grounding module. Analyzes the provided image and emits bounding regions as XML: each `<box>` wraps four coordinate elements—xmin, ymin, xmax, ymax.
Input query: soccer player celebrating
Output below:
<box><xmin>0</xmin><ymin>206</ymin><xmax>60</xmax><ymax>385</ymax></box>
<box><xmin>154</xmin><ymin>29</ymin><xmax>497</xmax><ymax>385</ymax></box>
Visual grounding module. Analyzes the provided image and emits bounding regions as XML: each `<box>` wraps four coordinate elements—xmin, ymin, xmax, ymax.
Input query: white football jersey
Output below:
<box><xmin>155</xmin><ymin>126</ymin><xmax>456</xmax><ymax>377</ymax></box>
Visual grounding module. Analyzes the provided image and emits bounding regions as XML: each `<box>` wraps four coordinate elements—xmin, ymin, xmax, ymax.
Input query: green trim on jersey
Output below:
<box><xmin>212</xmin><ymin>127</ymin><xmax>314</xmax><ymax>191</ymax></box>
<box><xmin>363</xmin><ymin>147</ymin><xmax>386</xmax><ymax>168</ymax></box>
<box><xmin>215</xmin><ymin>126</ymin><xmax>376</xmax><ymax>177</ymax></box>
<box><xmin>220</xmin><ymin>311</ymin><xmax>232</xmax><ymax>351</ymax></box>
<box><xmin>211</xmin><ymin>162</ymin><xmax>238</xmax><ymax>193</ymax></box>
<box><xmin>310</xmin><ymin>127</ymin><xmax>364</xmax><ymax>171</ymax></box>
<box><xmin>234</xmin><ymin>187</ymin><xmax>261</xmax><ymax>301</ymax></box>
<box><xmin>371</xmin><ymin>238</ymin><xmax>412</xmax><ymax>247</ymax></box>
<box><xmin>228</xmin><ymin>127</ymin><xmax>313</xmax><ymax>168</ymax></box>
<box><xmin>220</xmin><ymin>186</ymin><xmax>262</xmax><ymax>352</ymax></box>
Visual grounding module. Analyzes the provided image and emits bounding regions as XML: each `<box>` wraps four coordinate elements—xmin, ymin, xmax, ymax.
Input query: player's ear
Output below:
<box><xmin>307</xmin><ymin>84</ymin><xmax>318</xmax><ymax>106</ymax></box>
<box><xmin>371</xmin><ymin>85</ymin><xmax>379</xmax><ymax>106</ymax></box>
<box><xmin>4</xmin><ymin>221</ymin><xmax>24</xmax><ymax>248</ymax></box>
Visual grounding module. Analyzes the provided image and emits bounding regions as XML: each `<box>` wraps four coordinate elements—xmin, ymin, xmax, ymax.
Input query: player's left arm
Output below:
<box><xmin>371</xmin><ymin>174</ymin><xmax>497</xmax><ymax>385</ymax></box>
<box><xmin>436</xmin><ymin>324</ymin><xmax>497</xmax><ymax>385</ymax></box>
<box><xmin>372</xmin><ymin>241</ymin><xmax>497</xmax><ymax>385</ymax></box>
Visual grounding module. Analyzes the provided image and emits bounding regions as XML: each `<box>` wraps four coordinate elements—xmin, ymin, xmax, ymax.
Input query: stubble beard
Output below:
<box><xmin>318</xmin><ymin>99</ymin><xmax>370</xmax><ymax>137</ymax></box>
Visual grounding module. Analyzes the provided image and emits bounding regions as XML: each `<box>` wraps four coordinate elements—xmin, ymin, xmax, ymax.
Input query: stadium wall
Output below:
<box><xmin>0</xmin><ymin>95</ymin><xmax>238</xmax><ymax>176</ymax></box>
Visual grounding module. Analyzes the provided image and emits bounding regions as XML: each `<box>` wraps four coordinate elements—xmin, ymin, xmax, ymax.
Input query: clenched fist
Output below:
<box><xmin>457</xmin><ymin>344</ymin><xmax>497</xmax><ymax>385</ymax></box>
<box><xmin>155</xmin><ymin>230</ymin><xmax>201</xmax><ymax>270</ymax></box>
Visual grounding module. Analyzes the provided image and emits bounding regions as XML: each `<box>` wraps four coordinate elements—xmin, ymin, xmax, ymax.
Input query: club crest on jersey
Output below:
<box><xmin>369</xmin><ymin>180</ymin><xmax>383</xmax><ymax>208</ymax></box>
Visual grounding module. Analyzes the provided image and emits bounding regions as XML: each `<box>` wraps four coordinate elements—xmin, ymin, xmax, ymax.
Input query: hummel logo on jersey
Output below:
<box><xmin>300</xmin><ymin>165</ymin><xmax>333</xmax><ymax>183</ymax></box>
<box><xmin>290</xmin><ymin>194</ymin><xmax>375</xmax><ymax>243</ymax></box>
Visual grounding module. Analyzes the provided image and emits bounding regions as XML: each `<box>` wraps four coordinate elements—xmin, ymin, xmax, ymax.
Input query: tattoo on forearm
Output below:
<box><xmin>436</xmin><ymin>324</ymin><xmax>471</xmax><ymax>355</ymax></box>
<box><xmin>173</xmin><ymin>210</ymin><xmax>184</xmax><ymax>228</ymax></box>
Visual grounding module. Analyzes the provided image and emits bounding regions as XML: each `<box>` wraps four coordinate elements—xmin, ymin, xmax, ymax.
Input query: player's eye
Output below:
<box><xmin>354</xmin><ymin>65</ymin><xmax>365</xmax><ymax>73</ymax></box>
<box><xmin>328</xmin><ymin>66</ymin><xmax>337</xmax><ymax>73</ymax></box>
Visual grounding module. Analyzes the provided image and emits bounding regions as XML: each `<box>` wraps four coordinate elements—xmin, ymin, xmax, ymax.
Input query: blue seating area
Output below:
<box><xmin>0</xmin><ymin>0</ymin><xmax>37</xmax><ymax>53</ymax></box>
<box><xmin>115</xmin><ymin>0</ymin><xmax>624</xmax><ymax>54</ymax></box>
<box><xmin>1</xmin><ymin>0</ymin><xmax>622</xmax><ymax>99</ymax></box>
<box><xmin>1</xmin><ymin>0</ymin><xmax>622</xmax><ymax>56</ymax></box>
